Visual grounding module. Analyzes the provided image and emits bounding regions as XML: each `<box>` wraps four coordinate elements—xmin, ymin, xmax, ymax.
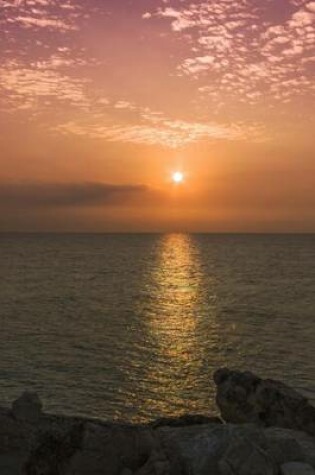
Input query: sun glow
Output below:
<box><xmin>172</xmin><ymin>171</ymin><xmax>184</xmax><ymax>184</ymax></box>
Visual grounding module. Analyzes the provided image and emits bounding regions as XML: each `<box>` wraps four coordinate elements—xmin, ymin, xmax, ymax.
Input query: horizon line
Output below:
<box><xmin>0</xmin><ymin>231</ymin><xmax>314</xmax><ymax>236</ymax></box>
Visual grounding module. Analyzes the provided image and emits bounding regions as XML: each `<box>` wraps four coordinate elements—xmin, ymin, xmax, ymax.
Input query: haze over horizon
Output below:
<box><xmin>0</xmin><ymin>0</ymin><xmax>314</xmax><ymax>232</ymax></box>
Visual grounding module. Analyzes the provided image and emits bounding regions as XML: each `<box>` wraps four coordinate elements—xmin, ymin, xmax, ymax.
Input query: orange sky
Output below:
<box><xmin>0</xmin><ymin>0</ymin><xmax>314</xmax><ymax>232</ymax></box>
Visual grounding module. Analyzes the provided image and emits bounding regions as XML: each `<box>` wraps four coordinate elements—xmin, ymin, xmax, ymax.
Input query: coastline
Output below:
<box><xmin>0</xmin><ymin>369</ymin><xmax>315</xmax><ymax>474</ymax></box>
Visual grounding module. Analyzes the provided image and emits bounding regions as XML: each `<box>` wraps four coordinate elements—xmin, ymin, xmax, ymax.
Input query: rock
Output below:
<box><xmin>214</xmin><ymin>368</ymin><xmax>315</xmax><ymax>436</ymax></box>
<box><xmin>22</xmin><ymin>423</ymin><xmax>85</xmax><ymax>475</ymax></box>
<box><xmin>157</xmin><ymin>422</ymin><xmax>315</xmax><ymax>475</ymax></box>
<box><xmin>219</xmin><ymin>426</ymin><xmax>277</xmax><ymax>475</ymax></box>
<box><xmin>0</xmin><ymin>410</ymin><xmax>32</xmax><ymax>453</ymax></box>
<box><xmin>120</xmin><ymin>469</ymin><xmax>133</xmax><ymax>475</ymax></box>
<box><xmin>280</xmin><ymin>462</ymin><xmax>315</xmax><ymax>475</ymax></box>
<box><xmin>135</xmin><ymin>450</ymin><xmax>170</xmax><ymax>475</ymax></box>
<box><xmin>263</xmin><ymin>428</ymin><xmax>305</xmax><ymax>466</ymax></box>
<box><xmin>68</xmin><ymin>423</ymin><xmax>126</xmax><ymax>475</ymax></box>
<box><xmin>264</xmin><ymin>427</ymin><xmax>315</xmax><ymax>468</ymax></box>
<box><xmin>12</xmin><ymin>392</ymin><xmax>43</xmax><ymax>423</ymax></box>
<box><xmin>150</xmin><ymin>414</ymin><xmax>222</xmax><ymax>429</ymax></box>
<box><xmin>0</xmin><ymin>373</ymin><xmax>314</xmax><ymax>474</ymax></box>
<box><xmin>68</xmin><ymin>422</ymin><xmax>161</xmax><ymax>475</ymax></box>
<box><xmin>157</xmin><ymin>423</ymin><xmax>239</xmax><ymax>475</ymax></box>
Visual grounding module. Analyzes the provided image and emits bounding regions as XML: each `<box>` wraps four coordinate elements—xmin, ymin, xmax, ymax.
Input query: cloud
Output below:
<box><xmin>114</xmin><ymin>100</ymin><xmax>136</xmax><ymax>110</ymax></box>
<box><xmin>0</xmin><ymin>56</ymin><xmax>252</xmax><ymax>150</ymax></box>
<box><xmin>146</xmin><ymin>1</ymin><xmax>315</xmax><ymax>107</ymax></box>
<box><xmin>56</xmin><ymin>115</ymin><xmax>257</xmax><ymax>149</ymax></box>
<box><xmin>0</xmin><ymin>0</ymin><xmax>313</xmax><ymax>155</ymax></box>
<box><xmin>0</xmin><ymin>56</ymin><xmax>249</xmax><ymax>148</ymax></box>
<box><xmin>1</xmin><ymin>0</ymin><xmax>80</xmax><ymax>32</ymax></box>
<box><xmin>156</xmin><ymin>6</ymin><xmax>198</xmax><ymax>31</ymax></box>
<box><xmin>0</xmin><ymin>182</ymin><xmax>149</xmax><ymax>208</ymax></box>
<box><xmin>180</xmin><ymin>56</ymin><xmax>216</xmax><ymax>75</ymax></box>
<box><xmin>0</xmin><ymin>60</ymin><xmax>90</xmax><ymax>111</ymax></box>
<box><xmin>14</xmin><ymin>15</ymin><xmax>77</xmax><ymax>31</ymax></box>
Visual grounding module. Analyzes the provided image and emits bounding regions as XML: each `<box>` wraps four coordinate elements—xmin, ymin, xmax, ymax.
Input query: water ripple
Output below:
<box><xmin>0</xmin><ymin>233</ymin><xmax>314</xmax><ymax>421</ymax></box>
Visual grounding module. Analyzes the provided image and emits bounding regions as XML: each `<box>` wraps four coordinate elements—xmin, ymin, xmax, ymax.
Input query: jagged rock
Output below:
<box><xmin>22</xmin><ymin>423</ymin><xmax>85</xmax><ymax>475</ymax></box>
<box><xmin>158</xmin><ymin>423</ymin><xmax>315</xmax><ymax>475</ymax></box>
<box><xmin>12</xmin><ymin>392</ymin><xmax>43</xmax><ymax>423</ymax></box>
<box><xmin>150</xmin><ymin>414</ymin><xmax>222</xmax><ymax>429</ymax></box>
<box><xmin>0</xmin><ymin>376</ymin><xmax>314</xmax><ymax>475</ymax></box>
<box><xmin>120</xmin><ymin>469</ymin><xmax>133</xmax><ymax>475</ymax></box>
<box><xmin>264</xmin><ymin>427</ymin><xmax>315</xmax><ymax>468</ymax></box>
<box><xmin>280</xmin><ymin>462</ymin><xmax>315</xmax><ymax>475</ymax></box>
<box><xmin>263</xmin><ymin>428</ymin><xmax>305</xmax><ymax>466</ymax></box>
<box><xmin>135</xmin><ymin>450</ymin><xmax>170</xmax><ymax>475</ymax></box>
<box><xmin>214</xmin><ymin>368</ymin><xmax>315</xmax><ymax>436</ymax></box>
<box><xmin>68</xmin><ymin>422</ymin><xmax>160</xmax><ymax>475</ymax></box>
<box><xmin>67</xmin><ymin>423</ymin><xmax>126</xmax><ymax>475</ymax></box>
<box><xmin>219</xmin><ymin>426</ymin><xmax>277</xmax><ymax>475</ymax></box>
<box><xmin>0</xmin><ymin>409</ymin><xmax>32</xmax><ymax>453</ymax></box>
<box><xmin>157</xmin><ymin>423</ymin><xmax>236</xmax><ymax>475</ymax></box>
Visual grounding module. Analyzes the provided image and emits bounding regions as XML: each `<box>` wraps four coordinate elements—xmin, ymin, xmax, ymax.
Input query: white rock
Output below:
<box><xmin>281</xmin><ymin>462</ymin><xmax>315</xmax><ymax>475</ymax></box>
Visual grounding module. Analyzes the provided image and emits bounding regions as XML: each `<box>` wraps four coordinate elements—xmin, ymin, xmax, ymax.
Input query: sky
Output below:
<box><xmin>0</xmin><ymin>0</ymin><xmax>314</xmax><ymax>232</ymax></box>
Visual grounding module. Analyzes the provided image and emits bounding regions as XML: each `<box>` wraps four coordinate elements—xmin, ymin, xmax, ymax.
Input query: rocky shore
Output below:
<box><xmin>1</xmin><ymin>369</ymin><xmax>315</xmax><ymax>475</ymax></box>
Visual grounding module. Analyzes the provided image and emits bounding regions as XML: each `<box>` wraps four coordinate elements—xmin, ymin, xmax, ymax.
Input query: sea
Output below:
<box><xmin>0</xmin><ymin>233</ymin><xmax>314</xmax><ymax>422</ymax></box>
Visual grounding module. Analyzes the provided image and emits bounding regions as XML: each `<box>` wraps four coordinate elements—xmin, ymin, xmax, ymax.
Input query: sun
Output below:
<box><xmin>172</xmin><ymin>171</ymin><xmax>184</xmax><ymax>184</ymax></box>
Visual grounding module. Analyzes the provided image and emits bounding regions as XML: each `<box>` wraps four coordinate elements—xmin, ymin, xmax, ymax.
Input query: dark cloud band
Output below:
<box><xmin>0</xmin><ymin>182</ymin><xmax>148</xmax><ymax>208</ymax></box>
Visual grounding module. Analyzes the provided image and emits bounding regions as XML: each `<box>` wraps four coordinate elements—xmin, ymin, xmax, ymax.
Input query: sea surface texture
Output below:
<box><xmin>0</xmin><ymin>234</ymin><xmax>314</xmax><ymax>422</ymax></box>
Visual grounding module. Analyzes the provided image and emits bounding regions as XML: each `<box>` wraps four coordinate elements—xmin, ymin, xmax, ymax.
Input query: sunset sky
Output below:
<box><xmin>0</xmin><ymin>0</ymin><xmax>314</xmax><ymax>232</ymax></box>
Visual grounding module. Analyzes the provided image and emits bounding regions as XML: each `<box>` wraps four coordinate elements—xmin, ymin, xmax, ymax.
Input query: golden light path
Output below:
<box><xmin>140</xmin><ymin>234</ymin><xmax>206</xmax><ymax>417</ymax></box>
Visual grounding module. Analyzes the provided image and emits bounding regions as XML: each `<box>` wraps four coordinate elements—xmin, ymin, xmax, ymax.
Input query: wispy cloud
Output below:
<box><xmin>145</xmin><ymin>0</ymin><xmax>315</xmax><ymax>107</ymax></box>
<box><xmin>14</xmin><ymin>15</ymin><xmax>77</xmax><ymax>31</ymax></box>
<box><xmin>1</xmin><ymin>0</ymin><xmax>81</xmax><ymax>32</ymax></box>
<box><xmin>0</xmin><ymin>0</ymin><xmax>313</xmax><ymax>152</ymax></box>
<box><xmin>0</xmin><ymin>60</ymin><xmax>90</xmax><ymax>111</ymax></box>
<box><xmin>56</xmin><ymin>114</ymin><xmax>262</xmax><ymax>149</ymax></box>
<box><xmin>0</xmin><ymin>53</ymin><xmax>258</xmax><ymax>147</ymax></box>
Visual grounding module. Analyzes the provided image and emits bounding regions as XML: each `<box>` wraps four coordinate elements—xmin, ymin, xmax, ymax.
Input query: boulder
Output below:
<box><xmin>157</xmin><ymin>423</ymin><xmax>228</xmax><ymax>475</ymax></box>
<box><xmin>135</xmin><ymin>449</ymin><xmax>170</xmax><ymax>475</ymax></box>
<box><xmin>264</xmin><ymin>427</ymin><xmax>315</xmax><ymax>468</ymax></box>
<box><xmin>22</xmin><ymin>423</ymin><xmax>85</xmax><ymax>475</ymax></box>
<box><xmin>214</xmin><ymin>368</ymin><xmax>315</xmax><ymax>436</ymax></box>
<box><xmin>12</xmin><ymin>392</ymin><xmax>43</xmax><ymax>423</ymax></box>
<box><xmin>157</xmin><ymin>423</ymin><xmax>315</xmax><ymax>475</ymax></box>
<box><xmin>150</xmin><ymin>414</ymin><xmax>222</xmax><ymax>429</ymax></box>
<box><xmin>1</xmin><ymin>378</ymin><xmax>315</xmax><ymax>475</ymax></box>
<box><xmin>0</xmin><ymin>409</ymin><xmax>32</xmax><ymax>453</ymax></box>
<box><xmin>120</xmin><ymin>470</ymin><xmax>133</xmax><ymax>475</ymax></box>
<box><xmin>219</xmin><ymin>443</ymin><xmax>275</xmax><ymax>475</ymax></box>
<box><xmin>68</xmin><ymin>422</ymin><xmax>163</xmax><ymax>475</ymax></box>
<box><xmin>280</xmin><ymin>462</ymin><xmax>315</xmax><ymax>475</ymax></box>
<box><xmin>219</xmin><ymin>425</ymin><xmax>277</xmax><ymax>475</ymax></box>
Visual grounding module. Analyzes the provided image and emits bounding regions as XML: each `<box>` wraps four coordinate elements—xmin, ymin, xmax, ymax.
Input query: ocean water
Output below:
<box><xmin>0</xmin><ymin>233</ymin><xmax>314</xmax><ymax>422</ymax></box>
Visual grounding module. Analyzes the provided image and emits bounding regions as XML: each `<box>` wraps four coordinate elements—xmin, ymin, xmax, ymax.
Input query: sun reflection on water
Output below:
<box><xmin>138</xmin><ymin>234</ymin><xmax>207</xmax><ymax>417</ymax></box>
<box><xmin>149</xmin><ymin>234</ymin><xmax>199</xmax><ymax>358</ymax></box>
